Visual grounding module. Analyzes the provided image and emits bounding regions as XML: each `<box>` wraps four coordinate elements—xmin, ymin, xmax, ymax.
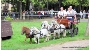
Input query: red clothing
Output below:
<box><xmin>38</xmin><ymin>11</ymin><xmax>41</xmax><ymax>15</ymax></box>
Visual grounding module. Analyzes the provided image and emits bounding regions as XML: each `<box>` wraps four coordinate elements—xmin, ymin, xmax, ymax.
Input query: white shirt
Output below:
<box><xmin>58</xmin><ymin>10</ymin><xmax>67</xmax><ymax>16</ymax></box>
<box><xmin>23</xmin><ymin>12</ymin><xmax>25</xmax><ymax>16</ymax></box>
<box><xmin>67</xmin><ymin>9</ymin><xmax>75</xmax><ymax>16</ymax></box>
<box><xmin>41</xmin><ymin>11</ymin><xmax>44</xmax><ymax>15</ymax></box>
<box><xmin>50</xmin><ymin>9</ymin><xmax>54</xmax><ymax>14</ymax></box>
<box><xmin>80</xmin><ymin>11</ymin><xmax>83</xmax><ymax>15</ymax></box>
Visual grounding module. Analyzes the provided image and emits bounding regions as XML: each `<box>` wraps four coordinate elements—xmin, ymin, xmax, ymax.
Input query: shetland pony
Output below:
<box><xmin>30</xmin><ymin>27</ymin><xmax>50</xmax><ymax>44</ymax></box>
<box><xmin>21</xmin><ymin>26</ymin><xmax>34</xmax><ymax>43</ymax></box>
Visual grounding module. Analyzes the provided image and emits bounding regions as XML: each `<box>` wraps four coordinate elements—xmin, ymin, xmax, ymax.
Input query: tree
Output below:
<box><xmin>20</xmin><ymin>0</ymin><xmax>23</xmax><ymax>20</ymax></box>
<box><xmin>62</xmin><ymin>0</ymin><xmax>89</xmax><ymax>12</ymax></box>
<box><xmin>31</xmin><ymin>0</ymin><xmax>58</xmax><ymax>10</ymax></box>
<box><xmin>62</xmin><ymin>0</ymin><xmax>79</xmax><ymax>6</ymax></box>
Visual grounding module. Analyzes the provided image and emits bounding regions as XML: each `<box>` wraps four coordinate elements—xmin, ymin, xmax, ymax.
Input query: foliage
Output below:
<box><xmin>81</xmin><ymin>0</ymin><xmax>89</xmax><ymax>7</ymax></box>
<box><xmin>62</xmin><ymin>0</ymin><xmax>79</xmax><ymax>6</ymax></box>
<box><xmin>31</xmin><ymin>0</ymin><xmax>58</xmax><ymax>9</ymax></box>
<box><xmin>4</xmin><ymin>15</ymin><xmax>13</xmax><ymax>21</ymax></box>
<box><xmin>1</xmin><ymin>22</ymin><xmax>88</xmax><ymax>50</ymax></box>
<box><xmin>1</xmin><ymin>0</ymin><xmax>88</xmax><ymax>11</ymax></box>
<box><xmin>22</xmin><ymin>0</ymin><xmax>26</xmax><ymax>3</ymax></box>
<box><xmin>31</xmin><ymin>0</ymin><xmax>45</xmax><ymax>9</ymax></box>
<box><xmin>62</xmin><ymin>0</ymin><xmax>89</xmax><ymax>6</ymax></box>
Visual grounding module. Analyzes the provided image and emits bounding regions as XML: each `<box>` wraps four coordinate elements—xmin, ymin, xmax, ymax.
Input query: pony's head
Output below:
<box><xmin>50</xmin><ymin>20</ymin><xmax>58</xmax><ymax>28</ymax></box>
<box><xmin>21</xmin><ymin>26</ymin><xmax>27</xmax><ymax>35</ymax></box>
<box><xmin>41</xmin><ymin>21</ymin><xmax>49</xmax><ymax>29</ymax></box>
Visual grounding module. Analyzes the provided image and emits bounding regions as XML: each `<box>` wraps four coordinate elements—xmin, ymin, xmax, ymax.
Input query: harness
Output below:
<box><xmin>33</xmin><ymin>31</ymin><xmax>43</xmax><ymax>36</ymax></box>
<box><xmin>54</xmin><ymin>26</ymin><xmax>66</xmax><ymax>30</ymax></box>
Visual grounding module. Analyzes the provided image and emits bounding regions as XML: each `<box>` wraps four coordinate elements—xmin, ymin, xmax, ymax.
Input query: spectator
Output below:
<box><xmin>67</xmin><ymin>8</ymin><xmax>71</xmax><ymax>15</ymax></box>
<box><xmin>80</xmin><ymin>10</ymin><xmax>83</xmax><ymax>19</ymax></box>
<box><xmin>26</xmin><ymin>10</ymin><xmax>29</xmax><ymax>15</ymax></box>
<box><xmin>37</xmin><ymin>10</ymin><xmax>41</xmax><ymax>19</ymax></box>
<box><xmin>41</xmin><ymin>9</ymin><xmax>44</xmax><ymax>15</ymax></box>
<box><xmin>12</xmin><ymin>11</ymin><xmax>15</xmax><ymax>20</ymax></box>
<box><xmin>22</xmin><ymin>10</ymin><xmax>26</xmax><ymax>20</ymax></box>
<box><xmin>41</xmin><ymin>9</ymin><xmax>44</xmax><ymax>19</ymax></box>
<box><xmin>83</xmin><ymin>10</ymin><xmax>86</xmax><ymax>19</ymax></box>
<box><xmin>30</xmin><ymin>9</ymin><xmax>34</xmax><ymax>15</ymax></box>
<box><xmin>30</xmin><ymin>9</ymin><xmax>34</xmax><ymax>19</ymax></box>
<box><xmin>4</xmin><ymin>9</ymin><xmax>8</xmax><ymax>16</ymax></box>
<box><xmin>50</xmin><ymin>8</ymin><xmax>54</xmax><ymax>18</ymax></box>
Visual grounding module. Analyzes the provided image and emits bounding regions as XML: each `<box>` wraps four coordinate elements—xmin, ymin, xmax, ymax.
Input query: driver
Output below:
<box><xmin>67</xmin><ymin>6</ymin><xmax>77</xmax><ymax>21</ymax></box>
<box><xmin>57</xmin><ymin>7</ymin><xmax>67</xmax><ymax>19</ymax></box>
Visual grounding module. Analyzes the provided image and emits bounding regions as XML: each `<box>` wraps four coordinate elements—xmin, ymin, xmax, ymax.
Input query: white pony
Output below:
<box><xmin>30</xmin><ymin>27</ymin><xmax>50</xmax><ymax>44</ymax></box>
<box><xmin>41</xmin><ymin>21</ymin><xmax>51</xmax><ymax>30</ymax></box>
<box><xmin>50</xmin><ymin>20</ymin><xmax>66</xmax><ymax>39</ymax></box>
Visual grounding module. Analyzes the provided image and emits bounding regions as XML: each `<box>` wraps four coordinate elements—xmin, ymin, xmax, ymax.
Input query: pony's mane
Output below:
<box><xmin>22</xmin><ymin>26</ymin><xmax>29</xmax><ymax>29</ymax></box>
<box><xmin>31</xmin><ymin>27</ymin><xmax>40</xmax><ymax>33</ymax></box>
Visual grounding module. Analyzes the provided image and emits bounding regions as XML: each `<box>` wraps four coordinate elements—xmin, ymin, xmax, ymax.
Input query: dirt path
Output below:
<box><xmin>29</xmin><ymin>40</ymin><xmax>89</xmax><ymax>50</ymax></box>
<box><xmin>12</xmin><ymin>18</ymin><xmax>54</xmax><ymax>22</ymax></box>
<box><xmin>12</xmin><ymin>18</ymin><xmax>88</xmax><ymax>22</ymax></box>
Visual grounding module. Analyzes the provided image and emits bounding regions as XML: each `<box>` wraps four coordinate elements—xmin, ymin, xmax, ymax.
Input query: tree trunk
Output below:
<box><xmin>59</xmin><ymin>0</ymin><xmax>61</xmax><ymax>8</ymax></box>
<box><xmin>17</xmin><ymin>1</ymin><xmax>20</xmax><ymax>12</ymax></box>
<box><xmin>79</xmin><ymin>4</ymin><xmax>81</xmax><ymax>11</ymax></box>
<box><xmin>20</xmin><ymin>1</ymin><xmax>22</xmax><ymax>20</ymax></box>
<box><xmin>47</xmin><ymin>0</ymin><xmax>48</xmax><ymax>10</ymax></box>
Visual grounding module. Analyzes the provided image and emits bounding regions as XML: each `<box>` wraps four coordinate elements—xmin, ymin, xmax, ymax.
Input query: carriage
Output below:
<box><xmin>56</xmin><ymin>16</ymin><xmax>79</xmax><ymax>37</ymax></box>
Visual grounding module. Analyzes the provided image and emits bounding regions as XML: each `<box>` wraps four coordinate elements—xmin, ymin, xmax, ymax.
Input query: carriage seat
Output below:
<box><xmin>66</xmin><ymin>16</ymin><xmax>74</xmax><ymax>21</ymax></box>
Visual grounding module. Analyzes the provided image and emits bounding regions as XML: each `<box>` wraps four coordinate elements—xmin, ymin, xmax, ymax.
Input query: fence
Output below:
<box><xmin>1</xmin><ymin>11</ymin><xmax>89</xmax><ymax>20</ymax></box>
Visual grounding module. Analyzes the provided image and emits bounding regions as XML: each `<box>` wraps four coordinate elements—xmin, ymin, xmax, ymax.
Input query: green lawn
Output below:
<box><xmin>1</xmin><ymin>22</ymin><xmax>89</xmax><ymax>50</ymax></box>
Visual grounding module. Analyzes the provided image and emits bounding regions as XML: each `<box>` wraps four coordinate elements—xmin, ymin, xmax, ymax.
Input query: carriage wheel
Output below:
<box><xmin>70</xmin><ymin>28</ymin><xmax>74</xmax><ymax>37</ymax></box>
<box><xmin>74</xmin><ymin>27</ymin><xmax>78</xmax><ymax>35</ymax></box>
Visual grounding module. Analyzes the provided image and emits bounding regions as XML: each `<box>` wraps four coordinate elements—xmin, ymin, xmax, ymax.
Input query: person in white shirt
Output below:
<box><xmin>67</xmin><ymin>8</ymin><xmax>71</xmax><ymax>15</ymax></box>
<box><xmin>57</xmin><ymin>7</ymin><xmax>67</xmax><ymax>18</ymax></box>
<box><xmin>50</xmin><ymin>8</ymin><xmax>54</xmax><ymax>18</ymax></box>
<box><xmin>83</xmin><ymin>10</ymin><xmax>86</xmax><ymax>19</ymax></box>
<box><xmin>80</xmin><ymin>10</ymin><xmax>83</xmax><ymax>19</ymax></box>
<box><xmin>41</xmin><ymin>10</ymin><xmax>44</xmax><ymax>15</ymax></box>
<box><xmin>22</xmin><ymin>10</ymin><xmax>26</xmax><ymax>20</ymax></box>
<box><xmin>67</xmin><ymin>6</ymin><xmax>76</xmax><ymax>20</ymax></box>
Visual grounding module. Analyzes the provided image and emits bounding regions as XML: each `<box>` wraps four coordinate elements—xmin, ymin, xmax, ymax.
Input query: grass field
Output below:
<box><xmin>1</xmin><ymin>21</ymin><xmax>89</xmax><ymax>50</ymax></box>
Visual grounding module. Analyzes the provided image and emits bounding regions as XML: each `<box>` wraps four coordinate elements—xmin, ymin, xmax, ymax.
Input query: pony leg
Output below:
<box><xmin>34</xmin><ymin>38</ymin><xmax>37</xmax><ymax>43</ymax></box>
<box><xmin>53</xmin><ymin>33</ymin><xmax>56</xmax><ymax>40</ymax></box>
<box><xmin>48</xmin><ymin>34</ymin><xmax>50</xmax><ymax>41</ymax></box>
<box><xmin>63</xmin><ymin>30</ymin><xmax>66</xmax><ymax>38</ymax></box>
<box><xmin>58</xmin><ymin>33</ymin><xmax>60</xmax><ymax>39</ymax></box>
<box><xmin>25</xmin><ymin>38</ymin><xmax>27</xmax><ymax>42</ymax></box>
<box><xmin>47</xmin><ymin>36</ymin><xmax>50</xmax><ymax>41</ymax></box>
<box><xmin>44</xmin><ymin>36</ymin><xmax>47</xmax><ymax>42</ymax></box>
<box><xmin>37</xmin><ymin>37</ymin><xmax>39</xmax><ymax>44</ymax></box>
<box><xmin>30</xmin><ymin>38</ymin><xmax>32</xmax><ymax>44</ymax></box>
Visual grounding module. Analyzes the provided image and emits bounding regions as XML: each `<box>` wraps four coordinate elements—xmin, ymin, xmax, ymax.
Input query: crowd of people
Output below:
<box><xmin>80</xmin><ymin>10</ymin><xmax>89</xmax><ymax>19</ymax></box>
<box><xmin>22</xmin><ymin>6</ymin><xmax>88</xmax><ymax>20</ymax></box>
<box><xmin>2</xmin><ymin>6</ymin><xmax>89</xmax><ymax>20</ymax></box>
